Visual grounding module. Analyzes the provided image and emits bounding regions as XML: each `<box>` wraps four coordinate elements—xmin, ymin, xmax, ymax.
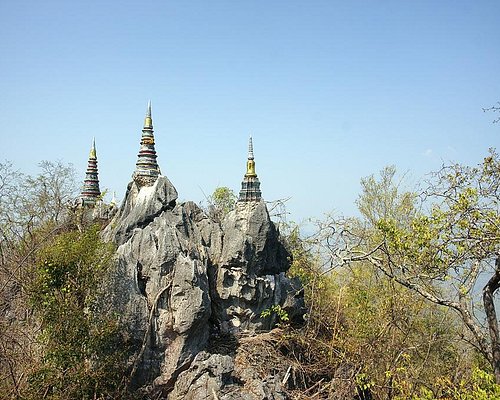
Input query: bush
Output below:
<box><xmin>26</xmin><ymin>225</ymin><xmax>130</xmax><ymax>400</ymax></box>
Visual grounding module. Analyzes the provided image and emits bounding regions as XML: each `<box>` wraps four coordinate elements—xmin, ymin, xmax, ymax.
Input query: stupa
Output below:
<box><xmin>238</xmin><ymin>137</ymin><xmax>262</xmax><ymax>202</ymax></box>
<box><xmin>133</xmin><ymin>101</ymin><xmax>161</xmax><ymax>186</ymax></box>
<box><xmin>79</xmin><ymin>138</ymin><xmax>101</xmax><ymax>206</ymax></box>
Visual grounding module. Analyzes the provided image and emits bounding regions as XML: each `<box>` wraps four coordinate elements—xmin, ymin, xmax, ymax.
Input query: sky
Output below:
<box><xmin>0</xmin><ymin>1</ymin><xmax>498</xmax><ymax>223</ymax></box>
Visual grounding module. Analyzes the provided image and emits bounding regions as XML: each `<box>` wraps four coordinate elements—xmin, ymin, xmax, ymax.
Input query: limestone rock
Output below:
<box><xmin>220</xmin><ymin>201</ymin><xmax>289</xmax><ymax>275</ymax></box>
<box><xmin>167</xmin><ymin>352</ymin><xmax>235</xmax><ymax>400</ymax></box>
<box><xmin>103</xmin><ymin>175</ymin><xmax>178</xmax><ymax>245</ymax></box>
<box><xmin>169</xmin><ymin>331</ymin><xmax>290</xmax><ymax>400</ymax></box>
<box><xmin>213</xmin><ymin>201</ymin><xmax>304</xmax><ymax>333</ymax></box>
<box><xmin>102</xmin><ymin>176</ymin><xmax>304</xmax><ymax>397</ymax></box>
<box><xmin>105</xmin><ymin>202</ymin><xmax>216</xmax><ymax>387</ymax></box>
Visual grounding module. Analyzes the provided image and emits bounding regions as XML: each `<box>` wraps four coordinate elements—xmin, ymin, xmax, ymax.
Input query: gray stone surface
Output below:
<box><xmin>168</xmin><ymin>352</ymin><xmax>235</xmax><ymax>400</ymax></box>
<box><xmin>168</xmin><ymin>341</ymin><xmax>289</xmax><ymax>400</ymax></box>
<box><xmin>213</xmin><ymin>201</ymin><xmax>303</xmax><ymax>334</ymax></box>
<box><xmin>102</xmin><ymin>176</ymin><xmax>304</xmax><ymax>398</ymax></box>
<box><xmin>103</xmin><ymin>175</ymin><xmax>178</xmax><ymax>245</ymax></box>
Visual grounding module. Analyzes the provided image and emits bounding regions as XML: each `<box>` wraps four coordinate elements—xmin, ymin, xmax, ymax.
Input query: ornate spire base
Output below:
<box><xmin>239</xmin><ymin>177</ymin><xmax>262</xmax><ymax>202</ymax></box>
<box><xmin>133</xmin><ymin>173</ymin><xmax>159</xmax><ymax>187</ymax></box>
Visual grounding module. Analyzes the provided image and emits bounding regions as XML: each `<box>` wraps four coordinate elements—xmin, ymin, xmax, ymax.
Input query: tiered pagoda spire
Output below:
<box><xmin>79</xmin><ymin>138</ymin><xmax>101</xmax><ymax>206</ymax></box>
<box><xmin>133</xmin><ymin>101</ymin><xmax>160</xmax><ymax>186</ymax></box>
<box><xmin>238</xmin><ymin>137</ymin><xmax>262</xmax><ymax>202</ymax></box>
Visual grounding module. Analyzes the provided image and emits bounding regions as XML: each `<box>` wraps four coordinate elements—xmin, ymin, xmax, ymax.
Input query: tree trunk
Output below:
<box><xmin>483</xmin><ymin>255</ymin><xmax>500</xmax><ymax>383</ymax></box>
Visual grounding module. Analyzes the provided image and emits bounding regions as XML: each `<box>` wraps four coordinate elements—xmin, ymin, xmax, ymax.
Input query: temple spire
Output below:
<box><xmin>133</xmin><ymin>101</ymin><xmax>160</xmax><ymax>186</ymax></box>
<box><xmin>144</xmin><ymin>100</ymin><xmax>153</xmax><ymax>129</ymax></box>
<box><xmin>239</xmin><ymin>136</ymin><xmax>262</xmax><ymax>202</ymax></box>
<box><xmin>110</xmin><ymin>191</ymin><xmax>117</xmax><ymax>207</ymax></box>
<box><xmin>89</xmin><ymin>137</ymin><xmax>96</xmax><ymax>158</ymax></box>
<box><xmin>248</xmin><ymin>136</ymin><xmax>254</xmax><ymax>160</ymax></box>
<box><xmin>245</xmin><ymin>136</ymin><xmax>257</xmax><ymax>178</ymax></box>
<box><xmin>79</xmin><ymin>138</ymin><xmax>101</xmax><ymax>206</ymax></box>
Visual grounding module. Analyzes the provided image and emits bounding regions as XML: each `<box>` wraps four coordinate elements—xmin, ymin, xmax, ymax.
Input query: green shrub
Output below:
<box><xmin>26</xmin><ymin>225</ymin><xmax>130</xmax><ymax>400</ymax></box>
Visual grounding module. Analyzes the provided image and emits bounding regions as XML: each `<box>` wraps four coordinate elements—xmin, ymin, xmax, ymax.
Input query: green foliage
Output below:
<box><xmin>26</xmin><ymin>225</ymin><xmax>129</xmax><ymax>400</ymax></box>
<box><xmin>280</xmin><ymin>244</ymin><xmax>468</xmax><ymax>399</ymax></box>
<box><xmin>0</xmin><ymin>160</ymin><xmax>81</xmax><ymax>398</ymax></box>
<box><xmin>338</xmin><ymin>263</ymin><xmax>466</xmax><ymax>397</ymax></box>
<box><xmin>32</xmin><ymin>225</ymin><xmax>113</xmax><ymax>311</ymax></box>
<box><xmin>356</xmin><ymin>165</ymin><xmax>417</xmax><ymax>229</ymax></box>
<box><xmin>286</xmin><ymin>223</ymin><xmax>323</xmax><ymax>286</ymax></box>
<box><xmin>278</xmin><ymin>163</ymin><xmax>490</xmax><ymax>399</ymax></box>
<box><xmin>384</xmin><ymin>151</ymin><xmax>499</xmax><ymax>267</ymax></box>
<box><xmin>260</xmin><ymin>304</ymin><xmax>290</xmax><ymax>324</ymax></box>
<box><xmin>356</xmin><ymin>372</ymin><xmax>375</xmax><ymax>391</ymax></box>
<box><xmin>366</xmin><ymin>154</ymin><xmax>500</xmax><ymax>381</ymax></box>
<box><xmin>207</xmin><ymin>186</ymin><xmax>237</xmax><ymax>222</ymax></box>
<box><xmin>408</xmin><ymin>369</ymin><xmax>500</xmax><ymax>400</ymax></box>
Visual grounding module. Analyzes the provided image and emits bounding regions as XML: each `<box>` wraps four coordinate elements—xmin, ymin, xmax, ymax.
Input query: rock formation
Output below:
<box><xmin>102</xmin><ymin>175</ymin><xmax>304</xmax><ymax>399</ymax></box>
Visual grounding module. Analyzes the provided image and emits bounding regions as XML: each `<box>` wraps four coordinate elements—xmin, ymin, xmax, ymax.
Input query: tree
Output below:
<box><xmin>483</xmin><ymin>102</ymin><xmax>500</xmax><ymax>124</ymax></box>
<box><xmin>329</xmin><ymin>151</ymin><xmax>500</xmax><ymax>383</ymax></box>
<box><xmin>0</xmin><ymin>160</ymin><xmax>77</xmax><ymax>247</ymax></box>
<box><xmin>281</xmin><ymin>170</ymin><xmax>468</xmax><ymax>399</ymax></box>
<box><xmin>26</xmin><ymin>225</ymin><xmax>126</xmax><ymax>400</ymax></box>
<box><xmin>356</xmin><ymin>165</ymin><xmax>417</xmax><ymax>229</ymax></box>
<box><xmin>0</xmin><ymin>160</ymin><xmax>79</xmax><ymax>397</ymax></box>
<box><xmin>206</xmin><ymin>186</ymin><xmax>237</xmax><ymax>222</ymax></box>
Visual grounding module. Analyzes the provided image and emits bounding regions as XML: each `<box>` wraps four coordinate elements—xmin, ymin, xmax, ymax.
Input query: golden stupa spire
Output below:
<box><xmin>144</xmin><ymin>100</ymin><xmax>153</xmax><ymax>129</ymax></box>
<box><xmin>245</xmin><ymin>136</ymin><xmax>257</xmax><ymax>177</ymax></box>
<box><xmin>89</xmin><ymin>137</ymin><xmax>97</xmax><ymax>159</ymax></box>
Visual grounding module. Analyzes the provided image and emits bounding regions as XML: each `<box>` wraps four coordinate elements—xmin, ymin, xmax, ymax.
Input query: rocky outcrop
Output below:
<box><xmin>109</xmin><ymin>176</ymin><xmax>178</xmax><ymax>246</ymax></box>
<box><xmin>212</xmin><ymin>201</ymin><xmax>303</xmax><ymax>334</ymax></box>
<box><xmin>169</xmin><ymin>331</ymin><xmax>291</xmax><ymax>400</ymax></box>
<box><xmin>102</xmin><ymin>176</ymin><xmax>304</xmax><ymax>398</ymax></box>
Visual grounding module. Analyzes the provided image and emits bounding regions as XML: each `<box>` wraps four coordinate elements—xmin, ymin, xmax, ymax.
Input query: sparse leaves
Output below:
<box><xmin>260</xmin><ymin>304</ymin><xmax>290</xmax><ymax>324</ymax></box>
<box><xmin>206</xmin><ymin>186</ymin><xmax>237</xmax><ymax>222</ymax></box>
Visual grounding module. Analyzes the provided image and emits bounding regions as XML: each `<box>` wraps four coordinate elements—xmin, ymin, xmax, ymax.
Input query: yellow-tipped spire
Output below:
<box><xmin>239</xmin><ymin>136</ymin><xmax>262</xmax><ymax>201</ymax></box>
<box><xmin>245</xmin><ymin>136</ymin><xmax>257</xmax><ymax>177</ymax></box>
<box><xmin>134</xmin><ymin>100</ymin><xmax>160</xmax><ymax>186</ymax></box>
<box><xmin>144</xmin><ymin>100</ymin><xmax>153</xmax><ymax>129</ymax></box>
<box><xmin>89</xmin><ymin>137</ymin><xmax>96</xmax><ymax>159</ymax></box>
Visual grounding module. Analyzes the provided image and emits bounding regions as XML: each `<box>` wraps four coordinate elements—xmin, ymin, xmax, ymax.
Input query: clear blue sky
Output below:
<box><xmin>1</xmin><ymin>1</ymin><xmax>498</xmax><ymax>222</ymax></box>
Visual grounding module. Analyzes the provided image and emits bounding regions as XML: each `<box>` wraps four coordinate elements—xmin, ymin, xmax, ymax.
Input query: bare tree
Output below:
<box><xmin>483</xmin><ymin>102</ymin><xmax>500</xmax><ymax>124</ymax></box>
<box><xmin>318</xmin><ymin>151</ymin><xmax>500</xmax><ymax>382</ymax></box>
<box><xmin>0</xmin><ymin>160</ymin><xmax>78</xmax><ymax>396</ymax></box>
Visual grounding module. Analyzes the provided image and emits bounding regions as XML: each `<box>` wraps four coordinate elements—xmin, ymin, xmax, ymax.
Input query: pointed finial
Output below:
<box><xmin>248</xmin><ymin>136</ymin><xmax>254</xmax><ymax>160</ymax></box>
<box><xmin>245</xmin><ymin>136</ymin><xmax>257</xmax><ymax>178</ymax></box>
<box><xmin>144</xmin><ymin>100</ymin><xmax>153</xmax><ymax>129</ymax></box>
<box><xmin>110</xmin><ymin>191</ymin><xmax>117</xmax><ymax>206</ymax></box>
<box><xmin>89</xmin><ymin>137</ymin><xmax>97</xmax><ymax>159</ymax></box>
